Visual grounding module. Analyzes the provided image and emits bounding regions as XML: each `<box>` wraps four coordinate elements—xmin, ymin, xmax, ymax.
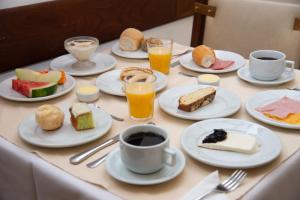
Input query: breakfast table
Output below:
<box><xmin>0</xmin><ymin>42</ymin><xmax>300</xmax><ymax>200</ymax></box>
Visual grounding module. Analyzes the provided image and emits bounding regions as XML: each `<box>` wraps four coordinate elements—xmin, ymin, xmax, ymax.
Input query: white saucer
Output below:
<box><xmin>237</xmin><ymin>66</ymin><xmax>295</xmax><ymax>86</ymax></box>
<box><xmin>246</xmin><ymin>90</ymin><xmax>300</xmax><ymax>129</ymax></box>
<box><xmin>105</xmin><ymin>147</ymin><xmax>185</xmax><ymax>185</ymax></box>
<box><xmin>158</xmin><ymin>85</ymin><xmax>241</xmax><ymax>120</ymax></box>
<box><xmin>0</xmin><ymin>74</ymin><xmax>75</xmax><ymax>102</ymax></box>
<box><xmin>179</xmin><ymin>50</ymin><xmax>246</xmax><ymax>74</ymax></box>
<box><xmin>181</xmin><ymin>118</ymin><xmax>281</xmax><ymax>168</ymax></box>
<box><xmin>95</xmin><ymin>69</ymin><xmax>168</xmax><ymax>96</ymax></box>
<box><xmin>111</xmin><ymin>42</ymin><xmax>191</xmax><ymax>59</ymax></box>
<box><xmin>18</xmin><ymin>104</ymin><xmax>112</xmax><ymax>148</ymax></box>
<box><xmin>50</xmin><ymin>53</ymin><xmax>117</xmax><ymax>76</ymax></box>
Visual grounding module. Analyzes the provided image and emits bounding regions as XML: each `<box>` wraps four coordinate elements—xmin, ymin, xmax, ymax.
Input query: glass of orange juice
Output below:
<box><xmin>124</xmin><ymin>74</ymin><xmax>156</xmax><ymax>120</ymax></box>
<box><xmin>148</xmin><ymin>39</ymin><xmax>173</xmax><ymax>74</ymax></box>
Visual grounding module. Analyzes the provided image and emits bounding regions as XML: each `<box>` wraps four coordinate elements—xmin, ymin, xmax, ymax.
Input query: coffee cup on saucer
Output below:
<box><xmin>119</xmin><ymin>124</ymin><xmax>176</xmax><ymax>174</ymax></box>
<box><xmin>249</xmin><ymin>50</ymin><xmax>295</xmax><ymax>81</ymax></box>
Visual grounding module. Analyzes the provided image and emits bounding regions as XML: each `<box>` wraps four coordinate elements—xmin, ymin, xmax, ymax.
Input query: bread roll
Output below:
<box><xmin>119</xmin><ymin>28</ymin><xmax>144</xmax><ymax>51</ymax></box>
<box><xmin>192</xmin><ymin>45</ymin><xmax>216</xmax><ymax>68</ymax></box>
<box><xmin>36</xmin><ymin>104</ymin><xmax>64</xmax><ymax>131</ymax></box>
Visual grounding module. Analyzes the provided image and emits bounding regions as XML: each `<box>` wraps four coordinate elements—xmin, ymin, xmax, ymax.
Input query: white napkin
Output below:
<box><xmin>181</xmin><ymin>171</ymin><xmax>229</xmax><ymax>200</ymax></box>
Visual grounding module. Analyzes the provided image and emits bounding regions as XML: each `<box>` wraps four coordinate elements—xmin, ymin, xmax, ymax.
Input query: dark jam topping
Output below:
<box><xmin>202</xmin><ymin>129</ymin><xmax>227</xmax><ymax>143</ymax></box>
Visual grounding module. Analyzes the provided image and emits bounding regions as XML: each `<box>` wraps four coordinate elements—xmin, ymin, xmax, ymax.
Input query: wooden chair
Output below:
<box><xmin>191</xmin><ymin>0</ymin><xmax>300</xmax><ymax>68</ymax></box>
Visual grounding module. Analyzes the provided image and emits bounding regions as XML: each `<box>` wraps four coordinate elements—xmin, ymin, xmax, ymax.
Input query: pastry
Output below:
<box><xmin>192</xmin><ymin>45</ymin><xmax>216</xmax><ymax>68</ymax></box>
<box><xmin>35</xmin><ymin>104</ymin><xmax>64</xmax><ymax>131</ymax></box>
<box><xmin>69</xmin><ymin>103</ymin><xmax>95</xmax><ymax>131</ymax></box>
<box><xmin>178</xmin><ymin>87</ymin><xmax>216</xmax><ymax>112</ymax></box>
<box><xmin>198</xmin><ymin>129</ymin><xmax>258</xmax><ymax>154</ymax></box>
<box><xmin>119</xmin><ymin>28</ymin><xmax>144</xmax><ymax>51</ymax></box>
<box><xmin>120</xmin><ymin>67</ymin><xmax>155</xmax><ymax>83</ymax></box>
<box><xmin>141</xmin><ymin>38</ymin><xmax>163</xmax><ymax>52</ymax></box>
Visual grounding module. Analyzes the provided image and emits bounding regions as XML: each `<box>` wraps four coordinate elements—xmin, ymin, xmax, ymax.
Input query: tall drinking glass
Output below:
<box><xmin>124</xmin><ymin>74</ymin><xmax>156</xmax><ymax>120</ymax></box>
<box><xmin>148</xmin><ymin>39</ymin><xmax>173</xmax><ymax>74</ymax></box>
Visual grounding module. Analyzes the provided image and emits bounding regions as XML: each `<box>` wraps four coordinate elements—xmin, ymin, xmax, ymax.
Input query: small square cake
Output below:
<box><xmin>69</xmin><ymin>103</ymin><xmax>95</xmax><ymax>131</ymax></box>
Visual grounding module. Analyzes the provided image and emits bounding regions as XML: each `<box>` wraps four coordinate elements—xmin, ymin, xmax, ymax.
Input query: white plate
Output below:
<box><xmin>246</xmin><ymin>90</ymin><xmax>300</xmax><ymax>129</ymax></box>
<box><xmin>181</xmin><ymin>118</ymin><xmax>281</xmax><ymax>168</ymax></box>
<box><xmin>0</xmin><ymin>75</ymin><xmax>75</xmax><ymax>102</ymax></box>
<box><xmin>95</xmin><ymin>69</ymin><xmax>168</xmax><ymax>96</ymax></box>
<box><xmin>179</xmin><ymin>50</ymin><xmax>246</xmax><ymax>74</ymax></box>
<box><xmin>237</xmin><ymin>66</ymin><xmax>295</xmax><ymax>86</ymax></box>
<box><xmin>111</xmin><ymin>42</ymin><xmax>191</xmax><ymax>59</ymax></box>
<box><xmin>50</xmin><ymin>53</ymin><xmax>117</xmax><ymax>76</ymax></box>
<box><xmin>18</xmin><ymin>105</ymin><xmax>112</xmax><ymax>148</ymax></box>
<box><xmin>105</xmin><ymin>147</ymin><xmax>185</xmax><ymax>185</ymax></box>
<box><xmin>158</xmin><ymin>85</ymin><xmax>241</xmax><ymax>120</ymax></box>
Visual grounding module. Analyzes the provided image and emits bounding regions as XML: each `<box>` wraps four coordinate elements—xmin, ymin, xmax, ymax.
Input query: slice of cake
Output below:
<box><xmin>69</xmin><ymin>103</ymin><xmax>95</xmax><ymax>131</ymax></box>
<box><xmin>178</xmin><ymin>87</ymin><xmax>216</xmax><ymax>112</ymax></box>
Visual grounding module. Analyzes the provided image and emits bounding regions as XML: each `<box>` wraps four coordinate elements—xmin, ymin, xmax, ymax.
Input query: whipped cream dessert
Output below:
<box><xmin>65</xmin><ymin>37</ymin><xmax>99</xmax><ymax>61</ymax></box>
<box><xmin>198</xmin><ymin>129</ymin><xmax>258</xmax><ymax>154</ymax></box>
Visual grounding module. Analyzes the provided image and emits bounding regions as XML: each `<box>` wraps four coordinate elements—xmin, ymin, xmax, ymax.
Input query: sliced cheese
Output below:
<box><xmin>198</xmin><ymin>132</ymin><xmax>258</xmax><ymax>154</ymax></box>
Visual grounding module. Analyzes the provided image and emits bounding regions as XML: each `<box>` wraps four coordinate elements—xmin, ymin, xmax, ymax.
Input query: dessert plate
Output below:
<box><xmin>181</xmin><ymin>118</ymin><xmax>281</xmax><ymax>168</ymax></box>
<box><xmin>111</xmin><ymin>42</ymin><xmax>192</xmax><ymax>59</ymax></box>
<box><xmin>179</xmin><ymin>51</ymin><xmax>246</xmax><ymax>74</ymax></box>
<box><xmin>237</xmin><ymin>66</ymin><xmax>295</xmax><ymax>86</ymax></box>
<box><xmin>50</xmin><ymin>53</ymin><xmax>117</xmax><ymax>76</ymax></box>
<box><xmin>246</xmin><ymin>90</ymin><xmax>300</xmax><ymax>129</ymax></box>
<box><xmin>95</xmin><ymin>69</ymin><xmax>168</xmax><ymax>96</ymax></box>
<box><xmin>0</xmin><ymin>75</ymin><xmax>75</xmax><ymax>102</ymax></box>
<box><xmin>105</xmin><ymin>147</ymin><xmax>185</xmax><ymax>185</ymax></box>
<box><xmin>18</xmin><ymin>105</ymin><xmax>112</xmax><ymax>148</ymax></box>
<box><xmin>158</xmin><ymin>85</ymin><xmax>241</xmax><ymax>120</ymax></box>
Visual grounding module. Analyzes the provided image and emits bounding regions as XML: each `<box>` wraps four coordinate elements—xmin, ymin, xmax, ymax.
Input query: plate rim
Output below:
<box><xmin>105</xmin><ymin>147</ymin><xmax>185</xmax><ymax>185</ymax></box>
<box><xmin>158</xmin><ymin>85</ymin><xmax>241</xmax><ymax>121</ymax></box>
<box><xmin>95</xmin><ymin>69</ymin><xmax>168</xmax><ymax>97</ymax></box>
<box><xmin>237</xmin><ymin>66</ymin><xmax>295</xmax><ymax>86</ymax></box>
<box><xmin>180</xmin><ymin>118</ymin><xmax>282</xmax><ymax>168</ymax></box>
<box><xmin>179</xmin><ymin>50</ymin><xmax>246</xmax><ymax>74</ymax></box>
<box><xmin>111</xmin><ymin>42</ymin><xmax>148</xmax><ymax>59</ymax></box>
<box><xmin>18</xmin><ymin>105</ymin><xmax>113</xmax><ymax>148</ymax></box>
<box><xmin>50</xmin><ymin>53</ymin><xmax>117</xmax><ymax>76</ymax></box>
<box><xmin>245</xmin><ymin>90</ymin><xmax>300</xmax><ymax>129</ymax></box>
<box><xmin>0</xmin><ymin>74</ymin><xmax>76</xmax><ymax>102</ymax></box>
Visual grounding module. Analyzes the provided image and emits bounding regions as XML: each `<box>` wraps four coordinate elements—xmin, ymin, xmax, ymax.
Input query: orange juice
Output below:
<box><xmin>125</xmin><ymin>82</ymin><xmax>155</xmax><ymax>120</ymax></box>
<box><xmin>148</xmin><ymin>44</ymin><xmax>172</xmax><ymax>74</ymax></box>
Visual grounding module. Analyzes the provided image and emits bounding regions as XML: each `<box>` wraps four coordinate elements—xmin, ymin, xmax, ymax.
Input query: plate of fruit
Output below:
<box><xmin>0</xmin><ymin>68</ymin><xmax>75</xmax><ymax>102</ymax></box>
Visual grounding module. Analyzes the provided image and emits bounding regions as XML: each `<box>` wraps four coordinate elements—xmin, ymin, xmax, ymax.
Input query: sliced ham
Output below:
<box><xmin>210</xmin><ymin>59</ymin><xmax>235</xmax><ymax>70</ymax></box>
<box><xmin>256</xmin><ymin>96</ymin><xmax>300</xmax><ymax>119</ymax></box>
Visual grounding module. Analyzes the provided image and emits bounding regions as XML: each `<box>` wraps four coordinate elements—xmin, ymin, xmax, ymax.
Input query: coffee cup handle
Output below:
<box><xmin>285</xmin><ymin>60</ymin><xmax>295</xmax><ymax>73</ymax></box>
<box><xmin>163</xmin><ymin>148</ymin><xmax>176</xmax><ymax>166</ymax></box>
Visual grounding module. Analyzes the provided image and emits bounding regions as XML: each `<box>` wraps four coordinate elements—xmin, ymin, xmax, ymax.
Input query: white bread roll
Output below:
<box><xmin>35</xmin><ymin>104</ymin><xmax>64</xmax><ymax>131</ymax></box>
<box><xmin>119</xmin><ymin>28</ymin><xmax>144</xmax><ymax>51</ymax></box>
<box><xmin>192</xmin><ymin>45</ymin><xmax>216</xmax><ymax>68</ymax></box>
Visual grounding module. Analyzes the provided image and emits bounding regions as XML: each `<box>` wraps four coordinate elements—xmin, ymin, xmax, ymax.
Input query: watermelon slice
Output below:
<box><xmin>12</xmin><ymin>79</ymin><xmax>57</xmax><ymax>98</ymax></box>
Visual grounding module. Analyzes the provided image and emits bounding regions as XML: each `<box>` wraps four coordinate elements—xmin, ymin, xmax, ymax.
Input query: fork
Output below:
<box><xmin>287</xmin><ymin>87</ymin><xmax>300</xmax><ymax>91</ymax></box>
<box><xmin>95</xmin><ymin>105</ymin><xmax>124</xmax><ymax>122</ymax></box>
<box><xmin>193</xmin><ymin>170</ymin><xmax>247</xmax><ymax>200</ymax></box>
<box><xmin>178</xmin><ymin>71</ymin><xmax>198</xmax><ymax>78</ymax></box>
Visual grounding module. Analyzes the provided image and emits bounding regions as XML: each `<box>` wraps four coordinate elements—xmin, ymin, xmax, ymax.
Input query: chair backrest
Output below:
<box><xmin>191</xmin><ymin>0</ymin><xmax>300</xmax><ymax>68</ymax></box>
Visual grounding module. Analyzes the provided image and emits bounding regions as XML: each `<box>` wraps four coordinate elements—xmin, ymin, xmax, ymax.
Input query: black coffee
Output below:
<box><xmin>257</xmin><ymin>57</ymin><xmax>277</xmax><ymax>60</ymax></box>
<box><xmin>125</xmin><ymin>132</ymin><xmax>165</xmax><ymax>146</ymax></box>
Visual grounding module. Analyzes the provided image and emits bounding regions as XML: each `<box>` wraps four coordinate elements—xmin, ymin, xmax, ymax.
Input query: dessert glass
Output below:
<box><xmin>124</xmin><ymin>74</ymin><xmax>156</xmax><ymax>120</ymax></box>
<box><xmin>64</xmin><ymin>36</ymin><xmax>99</xmax><ymax>68</ymax></box>
<box><xmin>148</xmin><ymin>39</ymin><xmax>173</xmax><ymax>74</ymax></box>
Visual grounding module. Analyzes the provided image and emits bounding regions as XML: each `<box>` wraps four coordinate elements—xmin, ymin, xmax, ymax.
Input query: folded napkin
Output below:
<box><xmin>181</xmin><ymin>171</ymin><xmax>229</xmax><ymax>200</ymax></box>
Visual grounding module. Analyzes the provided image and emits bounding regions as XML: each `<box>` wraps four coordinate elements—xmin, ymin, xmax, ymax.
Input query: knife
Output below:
<box><xmin>69</xmin><ymin>134</ymin><xmax>119</xmax><ymax>165</ymax></box>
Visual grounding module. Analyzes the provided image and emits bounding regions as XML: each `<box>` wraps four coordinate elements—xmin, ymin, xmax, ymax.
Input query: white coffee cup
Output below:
<box><xmin>249</xmin><ymin>50</ymin><xmax>294</xmax><ymax>81</ymax></box>
<box><xmin>119</xmin><ymin>124</ymin><xmax>176</xmax><ymax>174</ymax></box>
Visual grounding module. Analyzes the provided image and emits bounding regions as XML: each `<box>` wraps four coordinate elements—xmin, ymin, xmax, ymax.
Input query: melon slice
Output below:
<box><xmin>15</xmin><ymin>68</ymin><xmax>62</xmax><ymax>84</ymax></box>
<box><xmin>12</xmin><ymin>79</ymin><xmax>57</xmax><ymax>98</ymax></box>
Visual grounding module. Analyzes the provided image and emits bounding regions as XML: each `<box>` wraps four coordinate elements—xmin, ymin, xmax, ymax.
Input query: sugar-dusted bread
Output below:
<box><xmin>119</xmin><ymin>28</ymin><xmax>144</xmax><ymax>51</ymax></box>
<box><xmin>192</xmin><ymin>45</ymin><xmax>216</xmax><ymax>68</ymax></box>
<box><xmin>178</xmin><ymin>87</ymin><xmax>216</xmax><ymax>112</ymax></box>
<box><xmin>120</xmin><ymin>67</ymin><xmax>153</xmax><ymax>81</ymax></box>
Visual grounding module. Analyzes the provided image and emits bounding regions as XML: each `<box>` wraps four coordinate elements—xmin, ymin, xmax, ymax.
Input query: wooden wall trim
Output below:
<box><xmin>191</xmin><ymin>0</ymin><xmax>208</xmax><ymax>47</ymax></box>
<box><xmin>0</xmin><ymin>0</ymin><xmax>193</xmax><ymax>72</ymax></box>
